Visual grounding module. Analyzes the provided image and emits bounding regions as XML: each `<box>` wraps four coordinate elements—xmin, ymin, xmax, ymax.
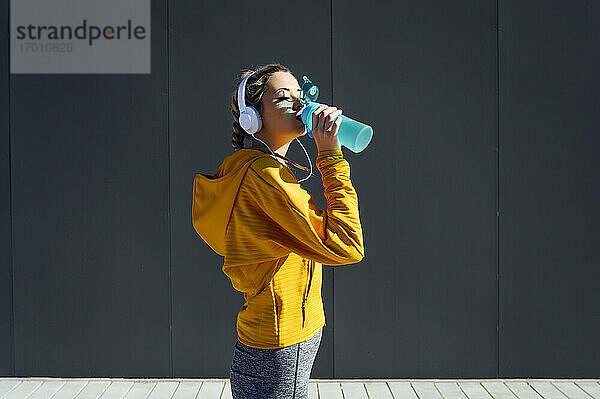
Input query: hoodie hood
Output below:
<box><xmin>191</xmin><ymin>149</ymin><xmax>273</xmax><ymax>256</ymax></box>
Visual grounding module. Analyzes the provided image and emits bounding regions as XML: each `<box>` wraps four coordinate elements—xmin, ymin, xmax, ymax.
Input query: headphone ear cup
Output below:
<box><xmin>239</xmin><ymin>111</ymin><xmax>253</xmax><ymax>134</ymax></box>
<box><xmin>240</xmin><ymin>106</ymin><xmax>262</xmax><ymax>135</ymax></box>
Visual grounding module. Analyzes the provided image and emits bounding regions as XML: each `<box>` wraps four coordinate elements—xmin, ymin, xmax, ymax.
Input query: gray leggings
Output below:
<box><xmin>229</xmin><ymin>327</ymin><xmax>323</xmax><ymax>399</ymax></box>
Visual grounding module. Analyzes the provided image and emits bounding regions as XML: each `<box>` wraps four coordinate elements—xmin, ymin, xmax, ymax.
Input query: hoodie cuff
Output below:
<box><xmin>316</xmin><ymin>149</ymin><xmax>344</xmax><ymax>163</ymax></box>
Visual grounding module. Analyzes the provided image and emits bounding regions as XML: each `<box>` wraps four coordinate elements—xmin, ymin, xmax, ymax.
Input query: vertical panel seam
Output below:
<box><xmin>167</xmin><ymin>0</ymin><xmax>174</xmax><ymax>378</ymax></box>
<box><xmin>496</xmin><ymin>0</ymin><xmax>500</xmax><ymax>379</ymax></box>
<box><xmin>8</xmin><ymin>0</ymin><xmax>15</xmax><ymax>376</ymax></box>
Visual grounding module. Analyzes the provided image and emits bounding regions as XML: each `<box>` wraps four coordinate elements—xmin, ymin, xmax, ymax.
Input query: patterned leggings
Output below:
<box><xmin>229</xmin><ymin>327</ymin><xmax>323</xmax><ymax>399</ymax></box>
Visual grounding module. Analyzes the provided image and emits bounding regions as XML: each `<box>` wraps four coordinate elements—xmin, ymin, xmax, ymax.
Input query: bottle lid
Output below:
<box><xmin>301</xmin><ymin>76</ymin><xmax>319</xmax><ymax>104</ymax></box>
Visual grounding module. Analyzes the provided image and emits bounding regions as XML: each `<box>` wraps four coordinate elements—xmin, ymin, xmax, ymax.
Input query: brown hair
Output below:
<box><xmin>230</xmin><ymin>63</ymin><xmax>292</xmax><ymax>151</ymax></box>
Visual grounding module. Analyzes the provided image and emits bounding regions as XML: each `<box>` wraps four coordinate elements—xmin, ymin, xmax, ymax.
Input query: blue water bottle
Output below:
<box><xmin>299</xmin><ymin>76</ymin><xmax>373</xmax><ymax>153</ymax></box>
<box><xmin>300</xmin><ymin>101</ymin><xmax>373</xmax><ymax>153</ymax></box>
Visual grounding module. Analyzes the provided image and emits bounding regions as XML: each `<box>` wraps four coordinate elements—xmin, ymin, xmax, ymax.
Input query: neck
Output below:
<box><xmin>250</xmin><ymin>134</ymin><xmax>311</xmax><ymax>172</ymax></box>
<box><xmin>251</xmin><ymin>133</ymin><xmax>291</xmax><ymax>158</ymax></box>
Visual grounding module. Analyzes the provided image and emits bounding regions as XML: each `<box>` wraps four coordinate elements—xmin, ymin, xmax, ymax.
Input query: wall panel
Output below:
<box><xmin>333</xmin><ymin>0</ymin><xmax>498</xmax><ymax>377</ymax></box>
<box><xmin>10</xmin><ymin>0</ymin><xmax>170</xmax><ymax>377</ymax></box>
<box><xmin>500</xmin><ymin>0</ymin><xmax>600</xmax><ymax>377</ymax></box>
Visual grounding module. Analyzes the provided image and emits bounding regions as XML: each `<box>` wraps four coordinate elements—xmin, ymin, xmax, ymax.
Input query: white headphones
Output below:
<box><xmin>237</xmin><ymin>72</ymin><xmax>262</xmax><ymax>135</ymax></box>
<box><xmin>236</xmin><ymin>70</ymin><xmax>313</xmax><ymax>182</ymax></box>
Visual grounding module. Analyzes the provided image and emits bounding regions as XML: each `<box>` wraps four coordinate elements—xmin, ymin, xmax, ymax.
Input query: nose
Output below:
<box><xmin>292</xmin><ymin>95</ymin><xmax>303</xmax><ymax>110</ymax></box>
<box><xmin>290</xmin><ymin>88</ymin><xmax>306</xmax><ymax>113</ymax></box>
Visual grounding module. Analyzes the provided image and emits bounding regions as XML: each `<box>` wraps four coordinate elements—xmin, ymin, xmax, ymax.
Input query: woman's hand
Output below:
<box><xmin>310</xmin><ymin>104</ymin><xmax>343</xmax><ymax>153</ymax></box>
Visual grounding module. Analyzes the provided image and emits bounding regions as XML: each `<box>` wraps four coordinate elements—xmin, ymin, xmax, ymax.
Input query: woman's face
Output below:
<box><xmin>259</xmin><ymin>71</ymin><xmax>306</xmax><ymax>138</ymax></box>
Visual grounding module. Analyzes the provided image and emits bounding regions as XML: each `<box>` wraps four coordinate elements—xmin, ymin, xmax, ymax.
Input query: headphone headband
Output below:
<box><xmin>237</xmin><ymin>72</ymin><xmax>254</xmax><ymax>114</ymax></box>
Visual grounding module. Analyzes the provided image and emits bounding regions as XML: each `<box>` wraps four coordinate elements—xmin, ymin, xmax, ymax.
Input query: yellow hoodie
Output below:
<box><xmin>192</xmin><ymin>147</ymin><xmax>364</xmax><ymax>349</ymax></box>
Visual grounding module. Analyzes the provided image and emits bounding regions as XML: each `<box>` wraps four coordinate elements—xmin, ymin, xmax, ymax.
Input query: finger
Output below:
<box><xmin>325</xmin><ymin>109</ymin><xmax>343</xmax><ymax>131</ymax></box>
<box><xmin>315</xmin><ymin>107</ymin><xmax>331</xmax><ymax>133</ymax></box>
<box><xmin>312</xmin><ymin>105</ymin><xmax>328</xmax><ymax>131</ymax></box>
<box><xmin>317</xmin><ymin>107</ymin><xmax>338</xmax><ymax>133</ymax></box>
<box><xmin>330</xmin><ymin>112</ymin><xmax>343</xmax><ymax>135</ymax></box>
<box><xmin>321</xmin><ymin>108</ymin><xmax>339</xmax><ymax>132</ymax></box>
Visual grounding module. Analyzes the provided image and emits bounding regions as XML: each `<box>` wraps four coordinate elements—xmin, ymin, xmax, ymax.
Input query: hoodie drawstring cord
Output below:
<box><xmin>249</xmin><ymin>136</ymin><xmax>313</xmax><ymax>182</ymax></box>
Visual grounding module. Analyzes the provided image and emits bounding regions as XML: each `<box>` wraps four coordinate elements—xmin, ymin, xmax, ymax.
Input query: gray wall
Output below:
<box><xmin>500</xmin><ymin>2</ymin><xmax>600</xmax><ymax>377</ymax></box>
<box><xmin>2</xmin><ymin>0</ymin><xmax>599</xmax><ymax>378</ymax></box>
<box><xmin>5</xmin><ymin>0</ymin><xmax>170</xmax><ymax>378</ymax></box>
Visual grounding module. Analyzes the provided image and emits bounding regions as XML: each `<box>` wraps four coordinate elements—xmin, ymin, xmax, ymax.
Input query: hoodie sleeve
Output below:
<box><xmin>238</xmin><ymin>149</ymin><xmax>365</xmax><ymax>266</ymax></box>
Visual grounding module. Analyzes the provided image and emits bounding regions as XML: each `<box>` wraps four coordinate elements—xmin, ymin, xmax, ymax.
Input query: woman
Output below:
<box><xmin>191</xmin><ymin>63</ymin><xmax>365</xmax><ymax>398</ymax></box>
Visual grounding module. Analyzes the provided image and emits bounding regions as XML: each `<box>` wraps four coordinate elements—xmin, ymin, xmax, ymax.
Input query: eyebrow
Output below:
<box><xmin>273</xmin><ymin>87</ymin><xmax>301</xmax><ymax>94</ymax></box>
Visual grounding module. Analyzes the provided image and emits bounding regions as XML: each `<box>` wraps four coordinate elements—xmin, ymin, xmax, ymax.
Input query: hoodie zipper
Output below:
<box><xmin>302</xmin><ymin>259</ymin><xmax>314</xmax><ymax>328</ymax></box>
<box><xmin>270</xmin><ymin>280</ymin><xmax>279</xmax><ymax>336</ymax></box>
